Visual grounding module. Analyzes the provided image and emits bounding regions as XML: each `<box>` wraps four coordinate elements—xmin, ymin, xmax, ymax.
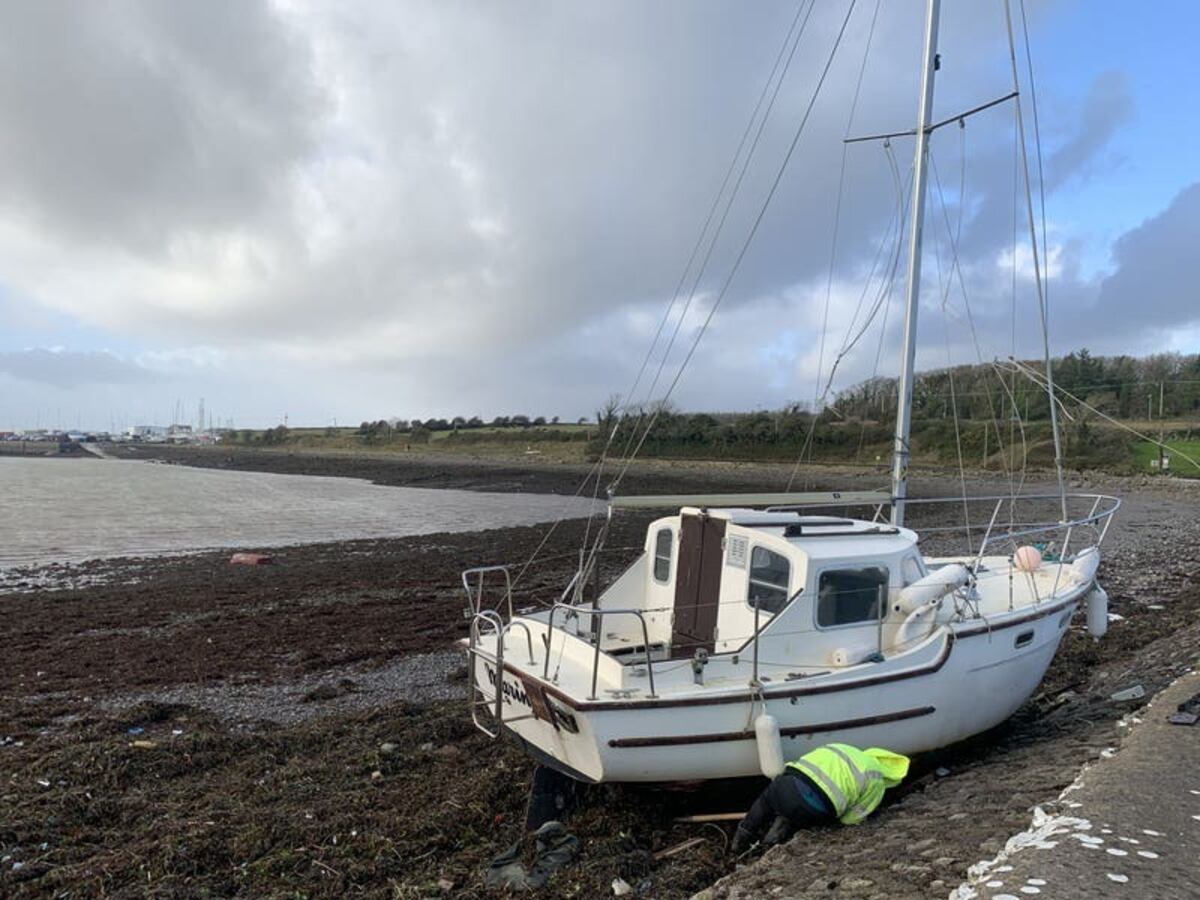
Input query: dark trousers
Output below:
<box><xmin>737</xmin><ymin>770</ymin><xmax>837</xmax><ymax>844</ymax></box>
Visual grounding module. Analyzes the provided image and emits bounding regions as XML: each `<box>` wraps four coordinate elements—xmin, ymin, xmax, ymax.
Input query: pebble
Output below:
<box><xmin>1106</xmin><ymin>873</ymin><xmax>1129</xmax><ymax>883</ymax></box>
<box><xmin>1105</xmin><ymin>848</ymin><xmax>1128</xmax><ymax>857</ymax></box>
<box><xmin>1136</xmin><ymin>850</ymin><xmax>1158</xmax><ymax>859</ymax></box>
<box><xmin>379</xmin><ymin>742</ymin><xmax>398</xmax><ymax>755</ymax></box>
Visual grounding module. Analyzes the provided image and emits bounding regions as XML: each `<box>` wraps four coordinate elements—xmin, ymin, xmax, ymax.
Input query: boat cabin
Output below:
<box><xmin>595</xmin><ymin>507</ymin><xmax>929</xmax><ymax>671</ymax></box>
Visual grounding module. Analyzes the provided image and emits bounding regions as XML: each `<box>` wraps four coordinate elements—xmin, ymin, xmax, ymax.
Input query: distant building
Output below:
<box><xmin>126</xmin><ymin>425</ymin><xmax>169</xmax><ymax>442</ymax></box>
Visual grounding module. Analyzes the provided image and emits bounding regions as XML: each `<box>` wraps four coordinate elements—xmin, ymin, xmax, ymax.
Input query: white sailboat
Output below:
<box><xmin>462</xmin><ymin>0</ymin><xmax>1119</xmax><ymax>784</ymax></box>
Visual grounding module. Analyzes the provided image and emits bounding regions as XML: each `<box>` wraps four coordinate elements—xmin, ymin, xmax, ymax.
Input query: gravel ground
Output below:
<box><xmin>96</xmin><ymin>650</ymin><xmax>467</xmax><ymax>725</ymax></box>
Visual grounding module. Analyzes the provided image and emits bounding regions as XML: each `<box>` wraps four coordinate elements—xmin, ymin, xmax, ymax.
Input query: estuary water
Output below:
<box><xmin>0</xmin><ymin>457</ymin><xmax>596</xmax><ymax>567</ymax></box>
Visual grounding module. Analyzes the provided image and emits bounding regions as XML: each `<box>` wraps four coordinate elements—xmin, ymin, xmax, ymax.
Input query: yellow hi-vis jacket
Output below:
<box><xmin>786</xmin><ymin>744</ymin><xmax>910</xmax><ymax>825</ymax></box>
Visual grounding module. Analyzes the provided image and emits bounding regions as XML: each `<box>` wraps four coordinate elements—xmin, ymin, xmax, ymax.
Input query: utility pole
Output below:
<box><xmin>1159</xmin><ymin>380</ymin><xmax>1166</xmax><ymax>474</ymax></box>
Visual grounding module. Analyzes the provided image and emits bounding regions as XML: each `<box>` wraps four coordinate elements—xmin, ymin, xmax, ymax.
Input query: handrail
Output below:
<box><xmin>468</xmin><ymin>609</ymin><xmax>506</xmax><ymax>738</ymax></box>
<box><xmin>544</xmin><ymin>603</ymin><xmax>658</xmax><ymax>700</ymax></box>
<box><xmin>460</xmin><ymin>565</ymin><xmax>514</xmax><ymax>620</ymax></box>
<box><xmin>502</xmin><ymin>620</ymin><xmax>537</xmax><ymax>665</ymax></box>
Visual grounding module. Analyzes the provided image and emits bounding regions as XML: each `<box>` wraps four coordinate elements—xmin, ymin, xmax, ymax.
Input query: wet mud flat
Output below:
<box><xmin>3</xmin><ymin>456</ymin><xmax>1199</xmax><ymax>898</ymax></box>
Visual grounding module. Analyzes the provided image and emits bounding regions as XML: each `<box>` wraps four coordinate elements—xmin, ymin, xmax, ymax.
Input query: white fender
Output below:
<box><xmin>894</xmin><ymin>564</ymin><xmax>970</xmax><ymax>614</ymax></box>
<box><xmin>1086</xmin><ymin>585</ymin><xmax>1109</xmax><ymax>639</ymax></box>
<box><xmin>755</xmin><ymin>713</ymin><xmax>784</xmax><ymax>777</ymax></box>
<box><xmin>1070</xmin><ymin>547</ymin><xmax>1100</xmax><ymax>586</ymax></box>
<box><xmin>894</xmin><ymin>602</ymin><xmax>939</xmax><ymax>649</ymax></box>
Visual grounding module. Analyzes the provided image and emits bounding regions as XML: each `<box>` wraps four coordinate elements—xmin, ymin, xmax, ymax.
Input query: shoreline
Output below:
<box><xmin>3</xmin><ymin>448</ymin><xmax>1199</xmax><ymax>897</ymax></box>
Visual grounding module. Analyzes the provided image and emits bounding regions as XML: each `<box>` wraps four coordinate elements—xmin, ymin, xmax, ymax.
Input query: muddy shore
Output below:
<box><xmin>2</xmin><ymin>448</ymin><xmax>1198</xmax><ymax>898</ymax></box>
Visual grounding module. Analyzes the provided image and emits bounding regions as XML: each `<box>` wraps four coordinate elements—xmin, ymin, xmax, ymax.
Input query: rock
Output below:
<box><xmin>379</xmin><ymin>742</ymin><xmax>398</xmax><ymax>755</ymax></box>
<box><xmin>419</xmin><ymin>741</ymin><xmax>435</xmax><ymax>751</ymax></box>
<box><xmin>612</xmin><ymin>877</ymin><xmax>632</xmax><ymax>896</ymax></box>
<box><xmin>437</xmin><ymin>877</ymin><xmax>454</xmax><ymax>892</ymax></box>
<box><xmin>934</xmin><ymin>856</ymin><xmax>957</xmax><ymax>867</ymax></box>
<box><xmin>370</xmin><ymin>770</ymin><xmax>383</xmax><ymax>782</ymax></box>
<box><xmin>935</xmin><ymin>766</ymin><xmax>951</xmax><ymax>777</ymax></box>
<box><xmin>841</xmin><ymin>876</ymin><xmax>874</xmax><ymax>889</ymax></box>
<box><xmin>129</xmin><ymin>740</ymin><xmax>158</xmax><ymax>749</ymax></box>
<box><xmin>1110</xmin><ymin>684</ymin><xmax>1145</xmax><ymax>702</ymax></box>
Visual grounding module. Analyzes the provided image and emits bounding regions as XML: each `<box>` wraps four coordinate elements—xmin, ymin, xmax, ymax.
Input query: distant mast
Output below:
<box><xmin>890</xmin><ymin>0</ymin><xmax>941</xmax><ymax>527</ymax></box>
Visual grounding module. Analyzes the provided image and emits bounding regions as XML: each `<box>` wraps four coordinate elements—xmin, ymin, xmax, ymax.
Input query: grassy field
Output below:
<box><xmin>221</xmin><ymin>421</ymin><xmax>1200</xmax><ymax>476</ymax></box>
<box><xmin>1132</xmin><ymin>439</ymin><xmax>1200</xmax><ymax>478</ymax></box>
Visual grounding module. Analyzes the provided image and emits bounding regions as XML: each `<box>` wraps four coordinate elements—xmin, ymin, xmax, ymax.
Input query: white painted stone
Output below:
<box><xmin>1106</xmin><ymin>848</ymin><xmax>1129</xmax><ymax>857</ymax></box>
<box><xmin>1136</xmin><ymin>850</ymin><xmax>1159</xmax><ymax>859</ymax></box>
<box><xmin>1106</xmin><ymin>873</ymin><xmax>1129</xmax><ymax>883</ymax></box>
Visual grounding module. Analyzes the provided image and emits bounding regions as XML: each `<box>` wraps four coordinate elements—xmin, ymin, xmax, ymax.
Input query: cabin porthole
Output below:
<box><xmin>1014</xmin><ymin>630</ymin><xmax>1034</xmax><ymax>649</ymax></box>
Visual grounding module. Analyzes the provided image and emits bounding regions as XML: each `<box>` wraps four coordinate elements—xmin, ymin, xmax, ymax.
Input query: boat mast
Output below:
<box><xmin>890</xmin><ymin>0</ymin><xmax>941</xmax><ymax>527</ymax></box>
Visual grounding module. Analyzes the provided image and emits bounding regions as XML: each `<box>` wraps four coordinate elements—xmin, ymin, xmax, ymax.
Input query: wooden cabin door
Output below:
<box><xmin>671</xmin><ymin>513</ymin><xmax>726</xmax><ymax>658</ymax></box>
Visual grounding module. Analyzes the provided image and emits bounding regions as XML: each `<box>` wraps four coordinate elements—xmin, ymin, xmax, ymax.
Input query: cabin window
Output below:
<box><xmin>817</xmin><ymin>567</ymin><xmax>887</xmax><ymax>627</ymax></box>
<box><xmin>902</xmin><ymin>554</ymin><xmax>925</xmax><ymax>585</ymax></box>
<box><xmin>748</xmin><ymin>547</ymin><xmax>790</xmax><ymax>615</ymax></box>
<box><xmin>653</xmin><ymin>529</ymin><xmax>673</xmax><ymax>583</ymax></box>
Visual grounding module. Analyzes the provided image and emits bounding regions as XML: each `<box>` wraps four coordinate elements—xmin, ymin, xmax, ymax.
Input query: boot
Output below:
<box><xmin>763</xmin><ymin>815</ymin><xmax>794</xmax><ymax>847</ymax></box>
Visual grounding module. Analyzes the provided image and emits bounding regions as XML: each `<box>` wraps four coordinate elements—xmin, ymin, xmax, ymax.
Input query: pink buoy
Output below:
<box><xmin>1013</xmin><ymin>545</ymin><xmax>1042</xmax><ymax>572</ymax></box>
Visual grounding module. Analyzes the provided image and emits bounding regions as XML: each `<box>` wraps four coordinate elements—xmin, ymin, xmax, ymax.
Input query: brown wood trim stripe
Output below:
<box><xmin>491</xmin><ymin>589</ymin><xmax>1082</xmax><ymax>714</ymax></box>
<box><xmin>606</xmin><ymin>705</ymin><xmax>936</xmax><ymax>748</ymax></box>
<box><xmin>953</xmin><ymin>592</ymin><xmax>1080</xmax><ymax>637</ymax></box>
<box><xmin>499</xmin><ymin>635</ymin><xmax>954</xmax><ymax>712</ymax></box>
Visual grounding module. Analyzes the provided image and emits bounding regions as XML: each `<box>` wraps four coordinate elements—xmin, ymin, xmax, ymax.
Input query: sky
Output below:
<box><xmin>0</xmin><ymin>0</ymin><xmax>1197</xmax><ymax>431</ymax></box>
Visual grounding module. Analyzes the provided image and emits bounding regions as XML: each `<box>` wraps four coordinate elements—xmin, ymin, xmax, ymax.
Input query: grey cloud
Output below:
<box><xmin>0</xmin><ymin>1</ymin><xmax>1180</xmax><ymax>426</ymax></box>
<box><xmin>1089</xmin><ymin>182</ymin><xmax>1200</xmax><ymax>334</ymax></box>
<box><xmin>0</xmin><ymin>348</ymin><xmax>155</xmax><ymax>388</ymax></box>
<box><xmin>1046</xmin><ymin>70</ymin><xmax>1133</xmax><ymax>190</ymax></box>
<box><xmin>0</xmin><ymin>0</ymin><xmax>322</xmax><ymax>254</ymax></box>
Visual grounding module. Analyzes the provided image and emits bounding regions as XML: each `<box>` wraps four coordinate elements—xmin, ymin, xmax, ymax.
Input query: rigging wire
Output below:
<box><xmin>1001</xmin><ymin>0</ymin><xmax>1068</xmax><ymax>521</ymax></box>
<box><xmin>609</xmin><ymin>0</ymin><xmax>862</xmax><ymax>496</ymax></box>
<box><xmin>932</xmin><ymin>120</ymin><xmax>972</xmax><ymax>543</ymax></box>
<box><xmin>1004</xmin><ymin>359</ymin><xmax>1200</xmax><ymax>474</ymax></box>
<box><xmin>580</xmin><ymin>0</ymin><xmax>818</xmax><ymax>560</ymax></box>
<box><xmin>614</xmin><ymin>0</ymin><xmax>819</xmax><ymax>455</ymax></box>
<box><xmin>813</xmin><ymin>0</ymin><xmax>884</xmax><ymax>427</ymax></box>
<box><xmin>1017</xmin><ymin>0</ymin><xmax>1052</xmax><ymax>330</ymax></box>
<box><xmin>788</xmin><ymin>144</ymin><xmax>910</xmax><ymax>491</ymax></box>
<box><xmin>928</xmin><ymin>149</ymin><xmax>1017</xmax><ymax>492</ymax></box>
<box><xmin>511</xmin><ymin>0</ymin><xmax>817</xmax><ymax>585</ymax></box>
<box><xmin>608</xmin><ymin>0</ymin><xmax>817</xmax><ymax>460</ymax></box>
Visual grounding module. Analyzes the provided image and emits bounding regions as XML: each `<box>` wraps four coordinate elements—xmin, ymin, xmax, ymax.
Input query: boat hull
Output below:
<box><xmin>472</xmin><ymin>593</ymin><xmax>1082</xmax><ymax>782</ymax></box>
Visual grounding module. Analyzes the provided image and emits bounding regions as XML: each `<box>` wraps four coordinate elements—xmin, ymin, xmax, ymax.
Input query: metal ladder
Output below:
<box><xmin>462</xmin><ymin>566</ymin><xmax>536</xmax><ymax>739</ymax></box>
